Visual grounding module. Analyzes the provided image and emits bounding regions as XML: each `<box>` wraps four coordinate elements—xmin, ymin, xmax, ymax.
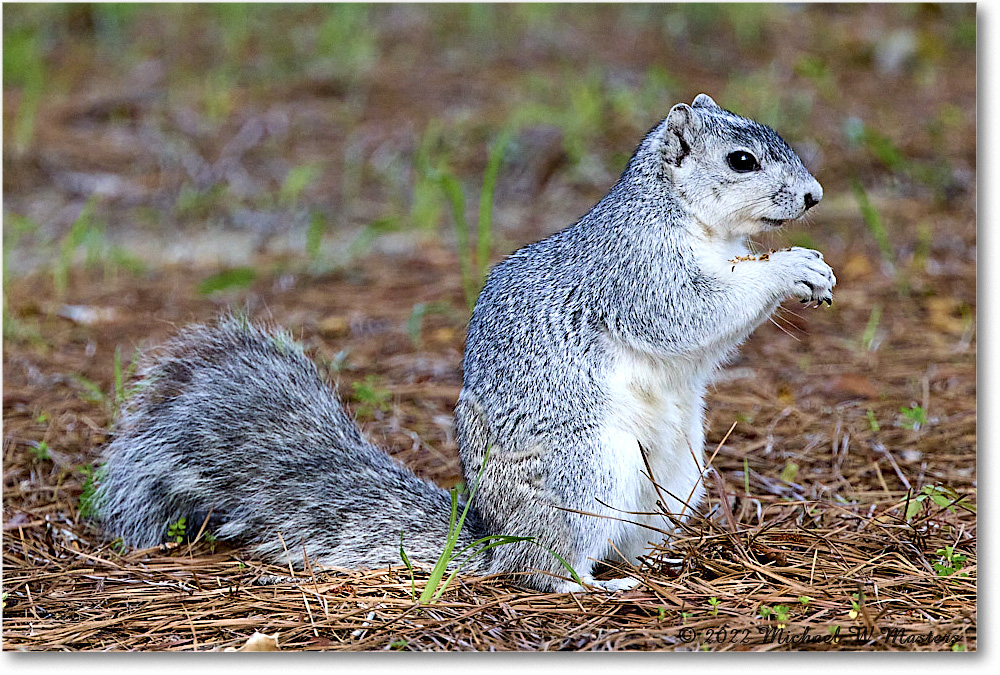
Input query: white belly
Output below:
<box><xmin>601</xmin><ymin>346</ymin><xmax>708</xmax><ymax>562</ymax></box>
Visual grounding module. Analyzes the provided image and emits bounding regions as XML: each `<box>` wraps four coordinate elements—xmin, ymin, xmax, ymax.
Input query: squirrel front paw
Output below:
<box><xmin>774</xmin><ymin>247</ymin><xmax>836</xmax><ymax>306</ymax></box>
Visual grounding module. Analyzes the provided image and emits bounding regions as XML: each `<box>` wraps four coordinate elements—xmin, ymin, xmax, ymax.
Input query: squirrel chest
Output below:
<box><xmin>604</xmin><ymin>346</ymin><xmax>707</xmax><ymax>450</ymax></box>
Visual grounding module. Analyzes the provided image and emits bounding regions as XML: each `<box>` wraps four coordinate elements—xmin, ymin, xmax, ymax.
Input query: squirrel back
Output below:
<box><xmin>96</xmin><ymin>315</ymin><xmax>490</xmax><ymax>572</ymax></box>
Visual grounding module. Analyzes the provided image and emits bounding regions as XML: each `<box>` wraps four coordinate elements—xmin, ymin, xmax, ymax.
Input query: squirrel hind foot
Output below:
<box><xmin>554</xmin><ymin>575</ymin><xmax>641</xmax><ymax>594</ymax></box>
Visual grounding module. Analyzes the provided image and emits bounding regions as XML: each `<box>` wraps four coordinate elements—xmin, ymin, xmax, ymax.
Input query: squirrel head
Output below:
<box><xmin>644</xmin><ymin>94</ymin><xmax>823</xmax><ymax>239</ymax></box>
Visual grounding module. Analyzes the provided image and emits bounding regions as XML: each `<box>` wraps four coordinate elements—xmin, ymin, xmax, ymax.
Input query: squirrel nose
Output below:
<box><xmin>803</xmin><ymin>192</ymin><xmax>820</xmax><ymax>210</ymax></box>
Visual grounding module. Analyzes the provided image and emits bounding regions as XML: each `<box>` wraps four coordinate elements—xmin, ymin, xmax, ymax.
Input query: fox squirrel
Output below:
<box><xmin>96</xmin><ymin>94</ymin><xmax>835</xmax><ymax>592</ymax></box>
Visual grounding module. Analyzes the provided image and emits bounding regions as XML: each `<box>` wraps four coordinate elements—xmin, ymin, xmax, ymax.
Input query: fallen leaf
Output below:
<box><xmin>841</xmin><ymin>254</ymin><xmax>874</xmax><ymax>281</ymax></box>
<box><xmin>777</xmin><ymin>385</ymin><xmax>796</xmax><ymax>406</ymax></box>
<box><xmin>317</xmin><ymin>315</ymin><xmax>350</xmax><ymax>336</ymax></box>
<box><xmin>224</xmin><ymin>631</ymin><xmax>280</xmax><ymax>652</ymax></box>
<box><xmin>57</xmin><ymin>305</ymin><xmax>118</xmax><ymax>325</ymax></box>
<box><xmin>925</xmin><ymin>297</ymin><xmax>966</xmax><ymax>334</ymax></box>
<box><xmin>823</xmin><ymin>374</ymin><xmax>880</xmax><ymax>400</ymax></box>
<box><xmin>430</xmin><ymin>327</ymin><xmax>457</xmax><ymax>344</ymax></box>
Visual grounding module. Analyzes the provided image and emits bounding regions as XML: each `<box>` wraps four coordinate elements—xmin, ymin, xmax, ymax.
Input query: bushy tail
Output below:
<box><xmin>96</xmin><ymin>315</ymin><xmax>488</xmax><ymax>572</ymax></box>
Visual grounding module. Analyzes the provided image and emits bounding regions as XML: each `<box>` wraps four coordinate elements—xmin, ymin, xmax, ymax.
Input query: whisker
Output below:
<box><xmin>777</xmin><ymin>305</ymin><xmax>807</xmax><ymax>322</ymax></box>
<box><xmin>772</xmin><ymin>307</ymin><xmax>805</xmax><ymax>334</ymax></box>
<box><xmin>767</xmin><ymin>314</ymin><xmax>801</xmax><ymax>342</ymax></box>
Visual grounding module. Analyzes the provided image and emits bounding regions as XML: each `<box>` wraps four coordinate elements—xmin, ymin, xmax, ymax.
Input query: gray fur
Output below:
<box><xmin>96</xmin><ymin>95</ymin><xmax>834</xmax><ymax>592</ymax></box>
<box><xmin>96</xmin><ymin>315</ymin><xmax>490</xmax><ymax>572</ymax></box>
<box><xmin>456</xmin><ymin>94</ymin><xmax>832</xmax><ymax>591</ymax></box>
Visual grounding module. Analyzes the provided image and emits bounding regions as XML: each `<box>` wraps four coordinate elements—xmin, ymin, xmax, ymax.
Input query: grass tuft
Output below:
<box><xmin>402</xmin><ymin>446</ymin><xmax>581</xmax><ymax>604</ymax></box>
<box><xmin>437</xmin><ymin>130</ymin><xmax>513</xmax><ymax>311</ymax></box>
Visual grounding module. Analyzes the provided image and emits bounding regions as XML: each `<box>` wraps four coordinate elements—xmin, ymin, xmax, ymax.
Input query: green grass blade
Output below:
<box><xmin>197</xmin><ymin>267</ymin><xmax>257</xmax><ymax>296</ymax></box>
<box><xmin>416</xmin><ymin>446</ymin><xmax>492</xmax><ymax>604</ymax></box>
<box><xmin>306</xmin><ymin>211</ymin><xmax>326</xmax><ymax>260</ymax></box>
<box><xmin>433</xmin><ymin>535</ymin><xmax>536</xmax><ymax>602</ymax></box>
<box><xmin>113</xmin><ymin>345</ymin><xmax>124</xmax><ymax>407</ymax></box>
<box><xmin>72</xmin><ymin>375</ymin><xmax>107</xmax><ymax>406</ymax></box>
<box><xmin>399</xmin><ymin>532</ymin><xmax>416</xmax><ymax>600</ymax></box>
<box><xmin>413</xmin><ymin>444</ymin><xmax>586</xmax><ymax>602</ymax></box>
<box><xmin>280</xmin><ymin>163</ymin><xmax>322</xmax><ymax>206</ymax></box>
<box><xmin>539</xmin><ymin>542</ymin><xmax>584</xmax><ymax>585</ymax></box>
<box><xmin>417</xmin><ymin>487</ymin><xmax>461</xmax><ymax>604</ymax></box>
<box><xmin>476</xmin><ymin>130</ymin><xmax>512</xmax><ymax>282</ymax></box>
<box><xmin>437</xmin><ymin>171</ymin><xmax>475</xmax><ymax>310</ymax></box>
<box><xmin>407</xmin><ymin>302</ymin><xmax>428</xmax><ymax>347</ymax></box>
<box><xmin>862</xmin><ymin>304</ymin><xmax>882</xmax><ymax>350</ymax></box>
<box><xmin>851</xmin><ymin>178</ymin><xmax>894</xmax><ymax>265</ymax></box>
<box><xmin>450</xmin><ymin>534</ymin><xmax>535</xmax><ymax>570</ymax></box>
<box><xmin>55</xmin><ymin>198</ymin><xmax>98</xmax><ymax>299</ymax></box>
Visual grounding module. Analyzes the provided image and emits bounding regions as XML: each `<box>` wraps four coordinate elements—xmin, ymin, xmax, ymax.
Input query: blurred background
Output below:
<box><xmin>3</xmin><ymin>3</ymin><xmax>975</xmax><ymax>278</ymax></box>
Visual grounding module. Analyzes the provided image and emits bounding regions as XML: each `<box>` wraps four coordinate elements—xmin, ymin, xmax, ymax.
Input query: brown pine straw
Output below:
<box><xmin>2</xmin><ymin>447</ymin><xmax>976</xmax><ymax>651</ymax></box>
<box><xmin>2</xmin><ymin>256</ymin><xmax>977</xmax><ymax>651</ymax></box>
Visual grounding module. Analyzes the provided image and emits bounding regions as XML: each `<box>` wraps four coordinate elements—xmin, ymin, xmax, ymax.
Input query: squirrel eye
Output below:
<box><xmin>726</xmin><ymin>150</ymin><xmax>761</xmax><ymax>173</ymax></box>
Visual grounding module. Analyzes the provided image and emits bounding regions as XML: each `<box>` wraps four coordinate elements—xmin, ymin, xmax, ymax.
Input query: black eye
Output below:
<box><xmin>726</xmin><ymin>150</ymin><xmax>761</xmax><ymax>173</ymax></box>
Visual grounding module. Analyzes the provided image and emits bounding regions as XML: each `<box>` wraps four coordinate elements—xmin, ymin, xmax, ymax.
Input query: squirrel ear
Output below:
<box><xmin>692</xmin><ymin>93</ymin><xmax>721</xmax><ymax>109</ymax></box>
<box><xmin>662</xmin><ymin>102</ymin><xmax>703</xmax><ymax>167</ymax></box>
